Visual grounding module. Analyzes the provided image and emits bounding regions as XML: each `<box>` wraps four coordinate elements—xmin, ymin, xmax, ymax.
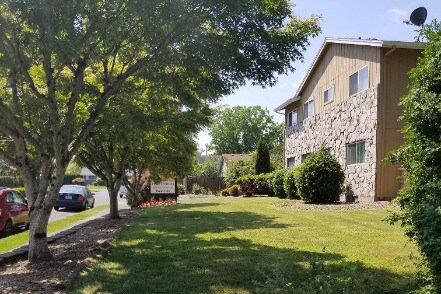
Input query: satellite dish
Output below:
<box><xmin>409</xmin><ymin>7</ymin><xmax>427</xmax><ymax>27</ymax></box>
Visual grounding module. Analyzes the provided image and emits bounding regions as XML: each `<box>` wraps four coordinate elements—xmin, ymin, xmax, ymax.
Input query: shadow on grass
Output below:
<box><xmin>73</xmin><ymin>202</ymin><xmax>418</xmax><ymax>294</ymax></box>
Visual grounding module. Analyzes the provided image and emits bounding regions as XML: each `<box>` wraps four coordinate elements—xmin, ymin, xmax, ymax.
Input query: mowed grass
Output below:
<box><xmin>0</xmin><ymin>205</ymin><xmax>109</xmax><ymax>253</ymax></box>
<box><xmin>74</xmin><ymin>198</ymin><xmax>421</xmax><ymax>294</ymax></box>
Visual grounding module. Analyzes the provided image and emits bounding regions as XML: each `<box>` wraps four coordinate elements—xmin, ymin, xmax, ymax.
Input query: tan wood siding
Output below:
<box><xmin>376</xmin><ymin>48</ymin><xmax>423</xmax><ymax>200</ymax></box>
<box><xmin>296</xmin><ymin>44</ymin><xmax>381</xmax><ymax>122</ymax></box>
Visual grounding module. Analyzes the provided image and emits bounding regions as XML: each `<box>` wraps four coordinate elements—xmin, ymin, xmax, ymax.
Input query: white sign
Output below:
<box><xmin>150</xmin><ymin>179</ymin><xmax>176</xmax><ymax>194</ymax></box>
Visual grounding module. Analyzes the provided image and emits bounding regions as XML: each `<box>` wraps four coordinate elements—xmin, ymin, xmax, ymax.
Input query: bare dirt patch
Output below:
<box><xmin>0</xmin><ymin>209</ymin><xmax>140</xmax><ymax>294</ymax></box>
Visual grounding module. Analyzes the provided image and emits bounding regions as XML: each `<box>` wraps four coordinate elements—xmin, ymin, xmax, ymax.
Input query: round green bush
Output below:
<box><xmin>283</xmin><ymin>168</ymin><xmax>297</xmax><ymax>200</ymax></box>
<box><xmin>229</xmin><ymin>184</ymin><xmax>240</xmax><ymax>196</ymax></box>
<box><xmin>295</xmin><ymin>149</ymin><xmax>344</xmax><ymax>203</ymax></box>
<box><xmin>270</xmin><ymin>169</ymin><xmax>287</xmax><ymax>199</ymax></box>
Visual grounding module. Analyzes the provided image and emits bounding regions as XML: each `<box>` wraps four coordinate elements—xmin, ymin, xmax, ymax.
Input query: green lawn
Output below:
<box><xmin>0</xmin><ymin>205</ymin><xmax>109</xmax><ymax>253</ymax></box>
<box><xmin>73</xmin><ymin>198</ymin><xmax>421</xmax><ymax>294</ymax></box>
<box><xmin>87</xmin><ymin>185</ymin><xmax>107</xmax><ymax>192</ymax></box>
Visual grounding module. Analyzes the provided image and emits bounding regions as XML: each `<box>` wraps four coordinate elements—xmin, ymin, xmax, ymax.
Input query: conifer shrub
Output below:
<box><xmin>270</xmin><ymin>169</ymin><xmax>287</xmax><ymax>199</ymax></box>
<box><xmin>295</xmin><ymin>148</ymin><xmax>344</xmax><ymax>203</ymax></box>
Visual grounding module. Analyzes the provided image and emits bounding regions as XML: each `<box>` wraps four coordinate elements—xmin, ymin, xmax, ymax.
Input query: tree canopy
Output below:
<box><xmin>208</xmin><ymin>105</ymin><xmax>282</xmax><ymax>154</ymax></box>
<box><xmin>0</xmin><ymin>0</ymin><xmax>320</xmax><ymax>261</ymax></box>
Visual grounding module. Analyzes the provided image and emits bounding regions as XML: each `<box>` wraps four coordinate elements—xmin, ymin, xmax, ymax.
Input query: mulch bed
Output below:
<box><xmin>0</xmin><ymin>208</ymin><xmax>141</xmax><ymax>294</ymax></box>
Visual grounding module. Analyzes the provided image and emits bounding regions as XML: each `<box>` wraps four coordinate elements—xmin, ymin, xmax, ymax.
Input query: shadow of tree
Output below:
<box><xmin>74</xmin><ymin>202</ymin><xmax>418</xmax><ymax>294</ymax></box>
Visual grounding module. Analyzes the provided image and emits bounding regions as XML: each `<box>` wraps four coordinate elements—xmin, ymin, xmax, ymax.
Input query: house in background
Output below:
<box><xmin>80</xmin><ymin>167</ymin><xmax>98</xmax><ymax>185</ymax></box>
<box><xmin>220</xmin><ymin>154</ymin><xmax>252</xmax><ymax>177</ymax></box>
<box><xmin>275</xmin><ymin>38</ymin><xmax>424</xmax><ymax>202</ymax></box>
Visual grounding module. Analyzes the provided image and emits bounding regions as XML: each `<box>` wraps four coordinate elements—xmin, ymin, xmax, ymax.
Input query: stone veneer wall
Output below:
<box><xmin>285</xmin><ymin>87</ymin><xmax>378</xmax><ymax>202</ymax></box>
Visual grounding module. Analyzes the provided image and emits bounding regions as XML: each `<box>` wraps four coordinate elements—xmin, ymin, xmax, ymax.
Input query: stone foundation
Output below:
<box><xmin>285</xmin><ymin>87</ymin><xmax>378</xmax><ymax>202</ymax></box>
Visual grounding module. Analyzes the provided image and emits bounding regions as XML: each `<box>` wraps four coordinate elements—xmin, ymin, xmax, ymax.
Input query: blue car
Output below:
<box><xmin>55</xmin><ymin>185</ymin><xmax>95</xmax><ymax>211</ymax></box>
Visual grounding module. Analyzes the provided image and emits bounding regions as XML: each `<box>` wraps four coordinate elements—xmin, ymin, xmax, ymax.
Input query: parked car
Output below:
<box><xmin>55</xmin><ymin>185</ymin><xmax>95</xmax><ymax>211</ymax></box>
<box><xmin>0</xmin><ymin>187</ymin><xmax>30</xmax><ymax>237</ymax></box>
<box><xmin>119</xmin><ymin>184</ymin><xmax>127</xmax><ymax>198</ymax></box>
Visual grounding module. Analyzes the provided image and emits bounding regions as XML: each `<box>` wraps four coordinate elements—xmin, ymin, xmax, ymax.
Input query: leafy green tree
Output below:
<box><xmin>77</xmin><ymin>82</ymin><xmax>203</xmax><ymax>218</ymax></box>
<box><xmin>193</xmin><ymin>156</ymin><xmax>221</xmax><ymax>178</ymax></box>
<box><xmin>224</xmin><ymin>159</ymin><xmax>254</xmax><ymax>187</ymax></box>
<box><xmin>209</xmin><ymin>106</ymin><xmax>282</xmax><ymax>154</ymax></box>
<box><xmin>390</xmin><ymin>21</ymin><xmax>441</xmax><ymax>291</ymax></box>
<box><xmin>255</xmin><ymin>139</ymin><xmax>271</xmax><ymax>174</ymax></box>
<box><xmin>0</xmin><ymin>0</ymin><xmax>319</xmax><ymax>262</ymax></box>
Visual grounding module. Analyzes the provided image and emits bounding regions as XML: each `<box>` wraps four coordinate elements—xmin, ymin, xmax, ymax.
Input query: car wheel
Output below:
<box><xmin>82</xmin><ymin>201</ymin><xmax>87</xmax><ymax>211</ymax></box>
<box><xmin>90</xmin><ymin>200</ymin><xmax>95</xmax><ymax>209</ymax></box>
<box><xmin>54</xmin><ymin>206</ymin><xmax>59</xmax><ymax>211</ymax></box>
<box><xmin>0</xmin><ymin>220</ymin><xmax>13</xmax><ymax>237</ymax></box>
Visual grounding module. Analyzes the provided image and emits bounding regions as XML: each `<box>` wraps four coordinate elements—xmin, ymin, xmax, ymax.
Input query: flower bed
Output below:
<box><xmin>139</xmin><ymin>198</ymin><xmax>176</xmax><ymax>208</ymax></box>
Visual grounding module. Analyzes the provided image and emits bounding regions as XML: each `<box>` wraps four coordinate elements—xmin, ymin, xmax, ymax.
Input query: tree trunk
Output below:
<box><xmin>28</xmin><ymin>205</ymin><xmax>53</xmax><ymax>261</ymax></box>
<box><xmin>108</xmin><ymin>187</ymin><xmax>120</xmax><ymax>219</ymax></box>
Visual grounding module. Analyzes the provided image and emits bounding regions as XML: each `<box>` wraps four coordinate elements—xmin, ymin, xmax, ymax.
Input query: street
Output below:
<box><xmin>49</xmin><ymin>189</ymin><xmax>130</xmax><ymax>222</ymax></box>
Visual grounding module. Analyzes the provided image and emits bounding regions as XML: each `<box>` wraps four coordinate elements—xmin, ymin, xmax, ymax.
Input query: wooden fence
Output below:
<box><xmin>183</xmin><ymin>176</ymin><xmax>226</xmax><ymax>193</ymax></box>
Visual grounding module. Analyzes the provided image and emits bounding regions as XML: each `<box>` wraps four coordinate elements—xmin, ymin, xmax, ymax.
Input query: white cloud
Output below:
<box><xmin>387</xmin><ymin>8</ymin><xmax>408</xmax><ymax>17</ymax></box>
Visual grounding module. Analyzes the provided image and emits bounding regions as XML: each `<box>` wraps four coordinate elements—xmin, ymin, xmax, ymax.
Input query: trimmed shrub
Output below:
<box><xmin>229</xmin><ymin>184</ymin><xmax>240</xmax><ymax>196</ymax></box>
<box><xmin>236</xmin><ymin>174</ymin><xmax>256</xmax><ymax>196</ymax></box>
<box><xmin>72</xmin><ymin>177</ymin><xmax>86</xmax><ymax>185</ymax></box>
<box><xmin>270</xmin><ymin>169</ymin><xmax>287</xmax><ymax>199</ymax></box>
<box><xmin>224</xmin><ymin>159</ymin><xmax>254</xmax><ymax>187</ymax></box>
<box><xmin>283</xmin><ymin>168</ymin><xmax>298</xmax><ymax>199</ymax></box>
<box><xmin>295</xmin><ymin>148</ymin><xmax>344</xmax><ymax>203</ymax></box>
<box><xmin>192</xmin><ymin>183</ymin><xmax>207</xmax><ymax>195</ymax></box>
<box><xmin>220</xmin><ymin>188</ymin><xmax>230</xmax><ymax>196</ymax></box>
<box><xmin>255</xmin><ymin>173</ymin><xmax>274</xmax><ymax>196</ymax></box>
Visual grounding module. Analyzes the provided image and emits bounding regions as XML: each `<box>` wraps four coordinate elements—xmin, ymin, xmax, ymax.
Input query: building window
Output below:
<box><xmin>303</xmin><ymin>100</ymin><xmax>314</xmax><ymax>120</ymax></box>
<box><xmin>287</xmin><ymin>110</ymin><xmax>298</xmax><ymax>127</ymax></box>
<box><xmin>324</xmin><ymin>86</ymin><xmax>334</xmax><ymax>104</ymax></box>
<box><xmin>349</xmin><ymin>66</ymin><xmax>369</xmax><ymax>96</ymax></box>
<box><xmin>346</xmin><ymin>141</ymin><xmax>366</xmax><ymax>165</ymax></box>
<box><xmin>287</xmin><ymin>157</ymin><xmax>295</xmax><ymax>167</ymax></box>
<box><xmin>301</xmin><ymin>153</ymin><xmax>310</xmax><ymax>163</ymax></box>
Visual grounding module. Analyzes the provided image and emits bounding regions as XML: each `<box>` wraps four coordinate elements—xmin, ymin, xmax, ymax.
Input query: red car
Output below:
<box><xmin>0</xmin><ymin>187</ymin><xmax>30</xmax><ymax>237</ymax></box>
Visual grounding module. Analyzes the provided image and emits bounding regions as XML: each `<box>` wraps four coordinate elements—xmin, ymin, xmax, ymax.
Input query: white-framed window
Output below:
<box><xmin>303</xmin><ymin>100</ymin><xmax>314</xmax><ymax>120</ymax></box>
<box><xmin>349</xmin><ymin>66</ymin><xmax>369</xmax><ymax>96</ymax></box>
<box><xmin>287</xmin><ymin>157</ymin><xmax>295</xmax><ymax>167</ymax></box>
<box><xmin>324</xmin><ymin>86</ymin><xmax>334</xmax><ymax>104</ymax></box>
<box><xmin>287</xmin><ymin>110</ymin><xmax>298</xmax><ymax>127</ymax></box>
<box><xmin>346</xmin><ymin>141</ymin><xmax>366</xmax><ymax>165</ymax></box>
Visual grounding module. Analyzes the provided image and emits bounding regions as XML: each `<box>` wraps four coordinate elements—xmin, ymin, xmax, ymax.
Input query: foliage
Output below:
<box><xmin>390</xmin><ymin>21</ymin><xmax>441</xmax><ymax>291</ymax></box>
<box><xmin>295</xmin><ymin>148</ymin><xmax>344</xmax><ymax>203</ymax></box>
<box><xmin>235</xmin><ymin>173</ymin><xmax>274</xmax><ymax>196</ymax></box>
<box><xmin>270</xmin><ymin>124</ymin><xmax>285</xmax><ymax>171</ymax></box>
<box><xmin>93</xmin><ymin>178</ymin><xmax>106</xmax><ymax>186</ymax></box>
<box><xmin>229</xmin><ymin>184</ymin><xmax>240</xmax><ymax>197</ymax></box>
<box><xmin>0</xmin><ymin>0</ymin><xmax>320</xmax><ymax>261</ymax></box>
<box><xmin>283</xmin><ymin>168</ymin><xmax>298</xmax><ymax>200</ymax></box>
<box><xmin>220</xmin><ymin>188</ymin><xmax>230</xmax><ymax>196</ymax></box>
<box><xmin>255</xmin><ymin>139</ymin><xmax>272</xmax><ymax>175</ymax></box>
<box><xmin>177</xmin><ymin>184</ymin><xmax>186</xmax><ymax>196</ymax></box>
<box><xmin>224</xmin><ymin>159</ymin><xmax>254</xmax><ymax>187</ymax></box>
<box><xmin>0</xmin><ymin>176</ymin><xmax>22</xmax><ymax>188</ymax></box>
<box><xmin>209</xmin><ymin>106</ymin><xmax>283</xmax><ymax>154</ymax></box>
<box><xmin>192</xmin><ymin>184</ymin><xmax>208</xmax><ymax>195</ymax></box>
<box><xmin>192</xmin><ymin>156</ymin><xmax>221</xmax><ymax>178</ymax></box>
<box><xmin>269</xmin><ymin>169</ymin><xmax>287</xmax><ymax>199</ymax></box>
<box><xmin>66</xmin><ymin>162</ymin><xmax>81</xmax><ymax>175</ymax></box>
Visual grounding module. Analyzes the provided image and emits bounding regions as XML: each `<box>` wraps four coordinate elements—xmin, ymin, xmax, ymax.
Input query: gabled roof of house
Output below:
<box><xmin>274</xmin><ymin>37</ymin><xmax>425</xmax><ymax>112</ymax></box>
<box><xmin>80</xmin><ymin>167</ymin><xmax>96</xmax><ymax>177</ymax></box>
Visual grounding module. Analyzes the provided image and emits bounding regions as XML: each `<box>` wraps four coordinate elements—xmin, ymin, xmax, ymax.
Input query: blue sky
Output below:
<box><xmin>197</xmin><ymin>0</ymin><xmax>441</xmax><ymax>150</ymax></box>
